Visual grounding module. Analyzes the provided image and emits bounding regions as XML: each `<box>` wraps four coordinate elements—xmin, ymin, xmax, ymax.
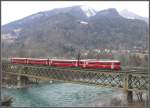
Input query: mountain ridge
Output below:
<box><xmin>2</xmin><ymin>6</ymin><xmax>148</xmax><ymax>58</ymax></box>
<box><xmin>119</xmin><ymin>9</ymin><xmax>148</xmax><ymax>23</ymax></box>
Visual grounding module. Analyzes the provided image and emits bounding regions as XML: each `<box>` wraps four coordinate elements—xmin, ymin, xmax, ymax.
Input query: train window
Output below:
<box><xmin>88</xmin><ymin>62</ymin><xmax>97</xmax><ymax>64</ymax></box>
<box><xmin>14</xmin><ymin>59</ymin><xmax>26</xmax><ymax>61</ymax></box>
<box><xmin>28</xmin><ymin>60</ymin><xmax>46</xmax><ymax>62</ymax></box>
<box><xmin>79</xmin><ymin>62</ymin><xmax>84</xmax><ymax>64</ymax></box>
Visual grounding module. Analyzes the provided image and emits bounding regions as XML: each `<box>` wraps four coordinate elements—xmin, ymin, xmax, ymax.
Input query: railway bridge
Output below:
<box><xmin>2</xmin><ymin>62</ymin><xmax>148</xmax><ymax>103</ymax></box>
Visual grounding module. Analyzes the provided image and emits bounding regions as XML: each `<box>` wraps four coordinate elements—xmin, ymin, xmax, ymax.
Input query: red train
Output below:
<box><xmin>10</xmin><ymin>57</ymin><xmax>121</xmax><ymax>70</ymax></box>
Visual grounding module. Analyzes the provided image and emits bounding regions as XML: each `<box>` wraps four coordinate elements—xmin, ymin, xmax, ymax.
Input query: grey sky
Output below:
<box><xmin>2</xmin><ymin>1</ymin><xmax>149</xmax><ymax>25</ymax></box>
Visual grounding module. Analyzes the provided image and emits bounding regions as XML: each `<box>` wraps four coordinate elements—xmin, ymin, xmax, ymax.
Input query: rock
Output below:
<box><xmin>2</xmin><ymin>96</ymin><xmax>13</xmax><ymax>106</ymax></box>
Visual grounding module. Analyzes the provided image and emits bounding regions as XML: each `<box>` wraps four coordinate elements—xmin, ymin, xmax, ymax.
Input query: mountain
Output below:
<box><xmin>119</xmin><ymin>9</ymin><xmax>148</xmax><ymax>23</ymax></box>
<box><xmin>2</xmin><ymin>6</ymin><xmax>148</xmax><ymax>58</ymax></box>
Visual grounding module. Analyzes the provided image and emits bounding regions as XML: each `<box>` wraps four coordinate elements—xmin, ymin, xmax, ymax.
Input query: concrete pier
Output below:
<box><xmin>127</xmin><ymin>91</ymin><xmax>133</xmax><ymax>103</ymax></box>
<box><xmin>17</xmin><ymin>75</ymin><xmax>30</xmax><ymax>88</ymax></box>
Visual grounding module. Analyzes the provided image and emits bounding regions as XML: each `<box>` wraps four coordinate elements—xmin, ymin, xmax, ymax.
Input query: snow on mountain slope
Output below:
<box><xmin>119</xmin><ymin>9</ymin><xmax>148</xmax><ymax>23</ymax></box>
<box><xmin>80</xmin><ymin>6</ymin><xmax>96</xmax><ymax>17</ymax></box>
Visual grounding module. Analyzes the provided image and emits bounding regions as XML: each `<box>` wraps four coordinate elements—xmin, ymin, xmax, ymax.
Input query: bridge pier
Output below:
<box><xmin>17</xmin><ymin>75</ymin><xmax>21</xmax><ymax>88</ymax></box>
<box><xmin>127</xmin><ymin>91</ymin><xmax>133</xmax><ymax>103</ymax></box>
<box><xmin>123</xmin><ymin>74</ymin><xmax>133</xmax><ymax>104</ymax></box>
<box><xmin>123</xmin><ymin>90</ymin><xmax>133</xmax><ymax>104</ymax></box>
<box><xmin>135</xmin><ymin>92</ymin><xmax>143</xmax><ymax>102</ymax></box>
<box><xmin>17</xmin><ymin>75</ymin><xmax>30</xmax><ymax>88</ymax></box>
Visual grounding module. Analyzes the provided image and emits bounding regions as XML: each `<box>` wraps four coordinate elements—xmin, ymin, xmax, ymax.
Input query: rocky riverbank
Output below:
<box><xmin>2</xmin><ymin>96</ymin><xmax>13</xmax><ymax>107</ymax></box>
<box><xmin>92</xmin><ymin>90</ymin><xmax>147</xmax><ymax>107</ymax></box>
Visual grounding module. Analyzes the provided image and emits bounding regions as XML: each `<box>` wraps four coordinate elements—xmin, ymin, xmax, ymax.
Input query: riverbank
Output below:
<box><xmin>92</xmin><ymin>90</ymin><xmax>147</xmax><ymax>107</ymax></box>
<box><xmin>2</xmin><ymin>96</ymin><xmax>13</xmax><ymax>107</ymax></box>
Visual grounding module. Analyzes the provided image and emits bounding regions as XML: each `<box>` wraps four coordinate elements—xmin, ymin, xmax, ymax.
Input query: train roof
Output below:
<box><xmin>88</xmin><ymin>60</ymin><xmax>120</xmax><ymax>62</ymax></box>
<box><xmin>50</xmin><ymin>59</ymin><xmax>120</xmax><ymax>62</ymax></box>
<box><xmin>11</xmin><ymin>58</ymin><xmax>77</xmax><ymax>61</ymax></box>
<box><xmin>11</xmin><ymin>57</ymin><xmax>27</xmax><ymax>59</ymax></box>
<box><xmin>50</xmin><ymin>59</ymin><xmax>77</xmax><ymax>61</ymax></box>
<box><xmin>11</xmin><ymin>57</ymin><xmax>47</xmax><ymax>60</ymax></box>
<box><xmin>80</xmin><ymin>59</ymin><xmax>120</xmax><ymax>62</ymax></box>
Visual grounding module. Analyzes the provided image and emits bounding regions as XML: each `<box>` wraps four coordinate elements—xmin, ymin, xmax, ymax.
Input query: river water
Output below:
<box><xmin>2</xmin><ymin>83</ymin><xmax>126</xmax><ymax>107</ymax></box>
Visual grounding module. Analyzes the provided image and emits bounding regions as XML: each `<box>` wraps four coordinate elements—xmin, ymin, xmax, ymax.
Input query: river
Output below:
<box><xmin>2</xmin><ymin>82</ymin><xmax>127</xmax><ymax>107</ymax></box>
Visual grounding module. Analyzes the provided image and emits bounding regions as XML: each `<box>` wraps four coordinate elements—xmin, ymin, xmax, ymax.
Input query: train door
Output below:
<box><xmin>26</xmin><ymin>58</ymin><xmax>28</xmax><ymax>64</ymax></box>
<box><xmin>47</xmin><ymin>59</ymin><xmax>49</xmax><ymax>65</ymax></box>
<box><xmin>111</xmin><ymin>62</ymin><xmax>114</xmax><ymax>69</ymax></box>
<box><xmin>83</xmin><ymin>61</ymin><xmax>87</xmax><ymax>68</ymax></box>
<box><xmin>49</xmin><ymin>60</ymin><xmax>52</xmax><ymax>66</ymax></box>
<box><xmin>75</xmin><ymin>61</ymin><xmax>78</xmax><ymax>67</ymax></box>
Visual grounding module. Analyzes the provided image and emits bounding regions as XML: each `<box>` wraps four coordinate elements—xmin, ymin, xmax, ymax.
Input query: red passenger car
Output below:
<box><xmin>78</xmin><ymin>60</ymin><xmax>120</xmax><ymax>70</ymax></box>
<box><xmin>50</xmin><ymin>59</ymin><xmax>77</xmax><ymax>67</ymax></box>
<box><xmin>11</xmin><ymin>57</ymin><xmax>27</xmax><ymax>64</ymax></box>
<box><xmin>10</xmin><ymin>57</ymin><xmax>121</xmax><ymax>70</ymax></box>
<box><xmin>27</xmin><ymin>58</ymin><xmax>48</xmax><ymax>65</ymax></box>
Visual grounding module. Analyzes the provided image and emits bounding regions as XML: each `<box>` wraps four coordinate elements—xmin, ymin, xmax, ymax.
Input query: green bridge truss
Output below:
<box><xmin>2</xmin><ymin>63</ymin><xmax>148</xmax><ymax>92</ymax></box>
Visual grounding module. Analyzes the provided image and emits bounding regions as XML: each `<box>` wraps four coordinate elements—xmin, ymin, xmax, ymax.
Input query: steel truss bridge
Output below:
<box><xmin>2</xmin><ymin>63</ymin><xmax>148</xmax><ymax>93</ymax></box>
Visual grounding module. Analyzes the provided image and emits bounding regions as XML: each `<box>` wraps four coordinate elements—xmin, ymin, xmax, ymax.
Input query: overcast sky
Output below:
<box><xmin>2</xmin><ymin>1</ymin><xmax>149</xmax><ymax>25</ymax></box>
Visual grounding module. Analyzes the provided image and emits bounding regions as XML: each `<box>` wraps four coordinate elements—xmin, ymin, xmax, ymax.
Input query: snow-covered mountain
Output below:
<box><xmin>80</xmin><ymin>5</ymin><xmax>96</xmax><ymax>17</ymax></box>
<box><xmin>2</xmin><ymin>6</ymin><xmax>148</xmax><ymax>57</ymax></box>
<box><xmin>119</xmin><ymin>9</ymin><xmax>148</xmax><ymax>23</ymax></box>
